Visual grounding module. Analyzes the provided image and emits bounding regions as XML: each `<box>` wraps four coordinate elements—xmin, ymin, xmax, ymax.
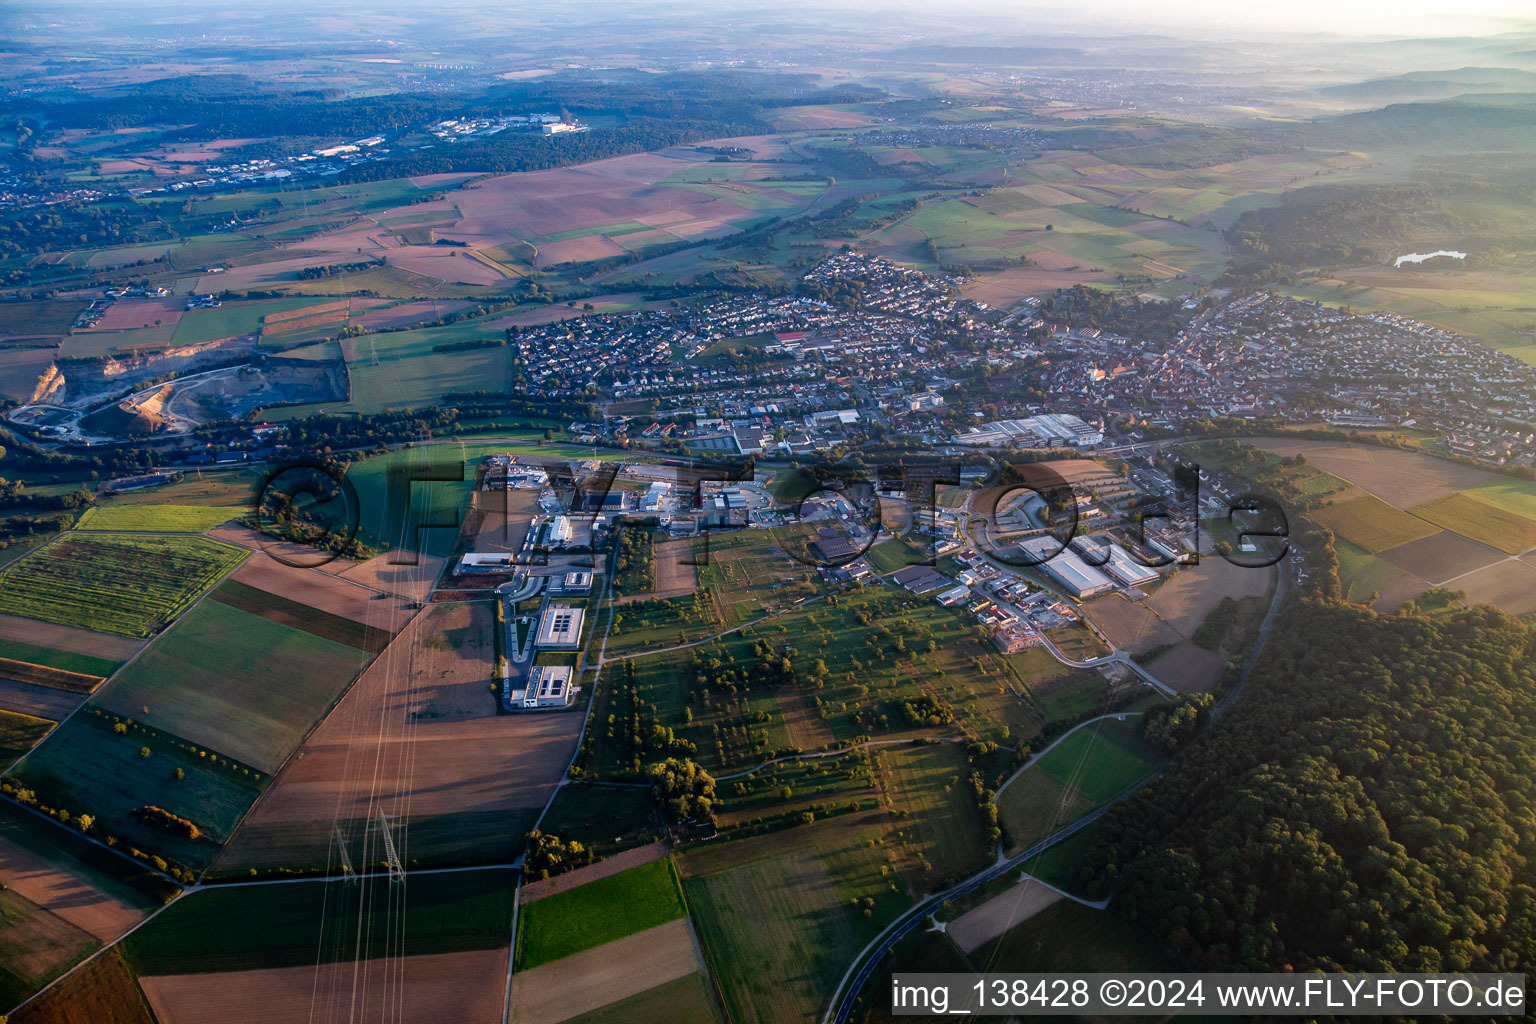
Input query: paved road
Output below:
<box><xmin>822</xmin><ymin>776</ymin><xmax>1154</xmax><ymax>1024</ymax></box>
<box><xmin>823</xmin><ymin>556</ymin><xmax>1295</xmax><ymax>1024</ymax></box>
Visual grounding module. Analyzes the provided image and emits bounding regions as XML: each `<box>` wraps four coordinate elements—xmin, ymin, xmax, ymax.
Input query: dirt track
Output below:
<box><xmin>138</xmin><ymin>948</ymin><xmax>508</xmax><ymax>1024</ymax></box>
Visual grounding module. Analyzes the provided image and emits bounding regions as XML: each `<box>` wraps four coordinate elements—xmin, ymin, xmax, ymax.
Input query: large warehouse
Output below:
<box><xmin>1072</xmin><ymin>536</ymin><xmax>1159</xmax><ymax>587</ymax></box>
<box><xmin>535</xmin><ymin>603</ymin><xmax>584</xmax><ymax>648</ymax></box>
<box><xmin>1020</xmin><ymin>536</ymin><xmax>1114</xmax><ymax>598</ymax></box>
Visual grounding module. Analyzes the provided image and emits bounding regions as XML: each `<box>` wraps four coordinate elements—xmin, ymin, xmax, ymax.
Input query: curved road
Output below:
<box><xmin>823</xmin><ymin>559</ymin><xmax>1293</xmax><ymax>1024</ymax></box>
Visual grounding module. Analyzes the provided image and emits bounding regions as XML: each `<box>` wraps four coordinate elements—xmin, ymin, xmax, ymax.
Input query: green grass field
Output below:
<box><xmin>75</xmin><ymin>504</ymin><xmax>246</xmax><ymax>533</ymax></box>
<box><xmin>1409</xmin><ymin>491</ymin><xmax>1536</xmax><ymax>554</ymax></box>
<box><xmin>104</xmin><ymin>468</ymin><xmax>262</xmax><ymax>508</ymax></box>
<box><xmin>685</xmin><ymin>844</ymin><xmax>876</xmax><ymax>1024</ymax></box>
<box><xmin>865</xmin><ymin>536</ymin><xmax>931</xmax><ymax>574</ymax></box>
<box><xmin>123</xmin><ymin>868</ymin><xmax>513</xmax><ymax>975</ymax></box>
<box><xmin>0</xmin><ymin>533</ymin><xmax>246</xmax><ymax>638</ymax></box>
<box><xmin>1464</xmin><ymin>478</ymin><xmax>1536</xmax><ymax>519</ymax></box>
<box><xmin>1335</xmin><ymin>538</ymin><xmax>1409</xmax><ymax>604</ymax></box>
<box><xmin>168</xmin><ymin>298</ymin><xmax>318</xmax><ymax>346</ymax></box>
<box><xmin>0</xmin><ymin>638</ymin><xmax>120</xmax><ymax>678</ymax></box>
<box><xmin>94</xmin><ymin>596</ymin><xmax>373</xmax><ymax>773</ymax></box>
<box><xmin>516</xmin><ymin>858</ymin><xmax>687</xmax><ymax>970</ymax></box>
<box><xmin>9</xmin><ymin>709</ymin><xmax>265</xmax><ymax>869</ymax></box>
<box><xmin>997</xmin><ymin>717</ymin><xmax>1160</xmax><ymax>855</ymax></box>
<box><xmin>1311</xmin><ymin>494</ymin><xmax>1440</xmax><ymax>553</ymax></box>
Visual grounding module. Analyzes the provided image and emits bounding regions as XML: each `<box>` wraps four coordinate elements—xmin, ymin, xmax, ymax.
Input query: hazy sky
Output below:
<box><xmin>983</xmin><ymin>0</ymin><xmax>1536</xmax><ymax>36</ymax></box>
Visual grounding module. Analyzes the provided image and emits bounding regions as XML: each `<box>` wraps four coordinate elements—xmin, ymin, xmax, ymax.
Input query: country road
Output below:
<box><xmin>823</xmin><ymin>554</ymin><xmax>1295</xmax><ymax>1024</ymax></box>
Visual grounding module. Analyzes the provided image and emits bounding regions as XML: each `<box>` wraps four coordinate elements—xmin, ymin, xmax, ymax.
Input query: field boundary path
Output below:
<box><xmin>991</xmin><ymin>712</ymin><xmax>1145</xmax><ymax>802</ymax></box>
<box><xmin>597</xmin><ymin>593</ymin><xmax>825</xmax><ymax>664</ymax></box>
<box><xmin>823</xmin><ymin>552</ymin><xmax>1295</xmax><ymax>1024</ymax></box>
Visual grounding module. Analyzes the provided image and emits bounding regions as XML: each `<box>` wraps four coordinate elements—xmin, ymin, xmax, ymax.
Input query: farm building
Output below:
<box><xmin>536</xmin><ymin>603</ymin><xmax>584</xmax><ymax>648</ymax></box>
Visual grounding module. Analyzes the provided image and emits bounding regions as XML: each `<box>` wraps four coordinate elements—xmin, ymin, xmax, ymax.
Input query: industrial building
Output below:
<box><xmin>549</xmin><ymin>570</ymin><xmax>593</xmax><ymax>595</ymax></box>
<box><xmin>506</xmin><ymin>665</ymin><xmax>576</xmax><ymax>710</ymax></box>
<box><xmin>545</xmin><ymin>516</ymin><xmax>573</xmax><ymax>547</ymax></box>
<box><xmin>536</xmin><ymin>603</ymin><xmax>584</xmax><ymax>648</ymax></box>
<box><xmin>1071</xmin><ymin>537</ymin><xmax>1159</xmax><ymax>587</ymax></box>
<box><xmin>457</xmin><ymin>552</ymin><xmax>514</xmax><ymax>574</ymax></box>
<box><xmin>954</xmin><ymin>413</ymin><xmax>1103</xmax><ymax>448</ymax></box>
<box><xmin>1020</xmin><ymin>536</ymin><xmax>1114</xmax><ymax>598</ymax></box>
<box><xmin>640</xmin><ymin>481</ymin><xmax>670</xmax><ymax>511</ymax></box>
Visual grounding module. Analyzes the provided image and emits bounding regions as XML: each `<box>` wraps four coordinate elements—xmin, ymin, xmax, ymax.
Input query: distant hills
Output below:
<box><xmin>1320</xmin><ymin>66</ymin><xmax>1536</xmax><ymax>105</ymax></box>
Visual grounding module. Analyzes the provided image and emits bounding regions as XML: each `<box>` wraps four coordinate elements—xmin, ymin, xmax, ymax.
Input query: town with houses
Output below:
<box><xmin>504</xmin><ymin>250</ymin><xmax>1536</xmax><ymax>469</ymax></box>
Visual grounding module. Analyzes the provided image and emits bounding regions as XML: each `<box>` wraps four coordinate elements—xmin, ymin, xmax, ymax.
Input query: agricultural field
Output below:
<box><xmin>679</xmin><ymin>737</ymin><xmax>1000</xmax><ymax>1024</ymax></box>
<box><xmin>8</xmin><ymin>707</ymin><xmax>266</xmax><ymax>871</ymax></box>
<box><xmin>0</xmin><ymin>711</ymin><xmax>54</xmax><ymax>762</ymax></box>
<box><xmin>1309</xmin><ymin>493</ymin><xmax>1441</xmax><ymax>553</ymax></box>
<box><xmin>560</xmin><ymin>971</ymin><xmax>722</xmax><ymax>1024</ymax></box>
<box><xmin>590</xmin><ymin>587</ymin><xmax>1032</xmax><ymax>779</ymax></box>
<box><xmin>996</xmin><ymin>716</ymin><xmax>1161</xmax><ymax>856</ymax></box>
<box><xmin>102</xmin><ymin>468</ymin><xmax>262</xmax><ymax>509</ymax></box>
<box><xmin>1335</xmin><ymin>538</ymin><xmax>1421</xmax><ymax>608</ymax></box>
<box><xmin>971</xmin><ymin>900</ymin><xmax>1178</xmax><ymax>975</ymax></box>
<box><xmin>1408</xmin><ymin>491</ymin><xmax>1536</xmax><ymax>554</ymax></box>
<box><xmin>138</xmin><ymin>949</ymin><xmax>510</xmax><ymax>1024</ymax></box>
<box><xmin>684</xmin><ymin>840</ymin><xmax>884</xmax><ymax>1024</ymax></box>
<box><xmin>92</xmin><ymin>588</ymin><xmax>378</xmax><ymax>773</ymax></box>
<box><xmin>1254</xmin><ymin>439</ymin><xmax>1493</xmax><ymax>507</ymax></box>
<box><xmin>509</xmin><ymin>918</ymin><xmax>712</xmax><ymax>1024</ymax></box>
<box><xmin>0</xmin><ymin>802</ymin><xmax>168</xmax><ymax>939</ymax></box>
<box><xmin>218</xmin><ymin>601</ymin><xmax>575</xmax><ymax>872</ymax></box>
<box><xmin>8</xmin><ymin>949</ymin><xmax>153</xmax><ymax>1024</ymax></box>
<box><xmin>0</xmin><ymin>534</ymin><xmax>246</xmax><ymax>639</ymax></box>
<box><xmin>122</xmin><ymin>868</ymin><xmax>513</xmax><ymax>975</ymax></box>
<box><xmin>0</xmin><ymin>887</ymin><xmax>99</xmax><ymax>1011</ymax></box>
<box><xmin>515</xmin><ymin>857</ymin><xmax>687</xmax><ymax>970</ymax></box>
<box><xmin>74</xmin><ymin>505</ymin><xmax>246</xmax><ymax>533</ymax></box>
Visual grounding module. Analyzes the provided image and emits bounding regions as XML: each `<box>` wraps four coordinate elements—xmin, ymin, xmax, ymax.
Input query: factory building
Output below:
<box><xmin>536</xmin><ymin>603</ymin><xmax>584</xmax><ymax>648</ymax></box>
<box><xmin>1019</xmin><ymin>536</ymin><xmax>1114</xmax><ymax>598</ymax></box>
<box><xmin>1071</xmin><ymin>537</ymin><xmax>1159</xmax><ymax>587</ymax></box>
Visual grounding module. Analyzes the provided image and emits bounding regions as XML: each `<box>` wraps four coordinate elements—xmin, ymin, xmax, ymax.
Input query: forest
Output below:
<box><xmin>1087</xmin><ymin>599</ymin><xmax>1536</xmax><ymax>975</ymax></box>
